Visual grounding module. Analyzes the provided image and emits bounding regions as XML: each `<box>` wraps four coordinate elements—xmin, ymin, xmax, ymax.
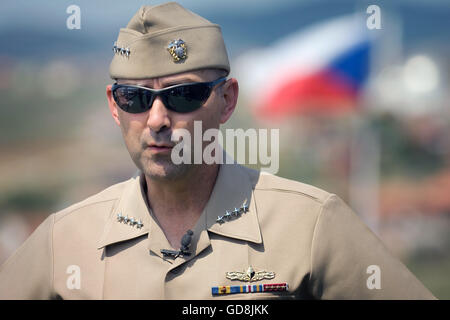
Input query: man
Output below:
<box><xmin>0</xmin><ymin>2</ymin><xmax>435</xmax><ymax>299</ymax></box>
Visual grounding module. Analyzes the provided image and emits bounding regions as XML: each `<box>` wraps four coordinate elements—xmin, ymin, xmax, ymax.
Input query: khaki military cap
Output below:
<box><xmin>109</xmin><ymin>2</ymin><xmax>230</xmax><ymax>79</ymax></box>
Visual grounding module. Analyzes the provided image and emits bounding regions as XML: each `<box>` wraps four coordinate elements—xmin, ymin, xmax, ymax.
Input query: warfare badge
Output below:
<box><xmin>167</xmin><ymin>39</ymin><xmax>187</xmax><ymax>62</ymax></box>
<box><xmin>226</xmin><ymin>266</ymin><xmax>275</xmax><ymax>282</ymax></box>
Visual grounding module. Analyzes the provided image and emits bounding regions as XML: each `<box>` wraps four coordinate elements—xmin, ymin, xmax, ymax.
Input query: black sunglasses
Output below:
<box><xmin>111</xmin><ymin>77</ymin><xmax>227</xmax><ymax>114</ymax></box>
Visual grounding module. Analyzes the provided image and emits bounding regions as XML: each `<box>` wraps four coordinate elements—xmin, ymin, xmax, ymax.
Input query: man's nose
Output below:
<box><xmin>146</xmin><ymin>96</ymin><xmax>171</xmax><ymax>132</ymax></box>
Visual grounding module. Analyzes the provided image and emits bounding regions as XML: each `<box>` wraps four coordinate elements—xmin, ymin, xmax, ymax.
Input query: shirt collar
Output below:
<box><xmin>97</xmin><ymin>173</ymin><xmax>151</xmax><ymax>249</ymax></box>
<box><xmin>97</xmin><ymin>159</ymin><xmax>262</xmax><ymax>250</ymax></box>
<box><xmin>205</xmin><ymin>162</ymin><xmax>262</xmax><ymax>244</ymax></box>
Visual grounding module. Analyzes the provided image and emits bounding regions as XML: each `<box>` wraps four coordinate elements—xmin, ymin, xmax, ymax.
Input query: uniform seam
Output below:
<box><xmin>99</xmin><ymin>199</ymin><xmax>120</xmax><ymax>299</ymax></box>
<box><xmin>100</xmin><ymin>193</ymin><xmax>124</xmax><ymax>299</ymax></box>
<box><xmin>101</xmin><ymin>246</ymin><xmax>107</xmax><ymax>299</ymax></box>
<box><xmin>53</xmin><ymin>198</ymin><xmax>118</xmax><ymax>225</ymax></box>
<box><xmin>254</xmin><ymin>188</ymin><xmax>324</xmax><ymax>204</ymax></box>
<box><xmin>51</xmin><ymin>197</ymin><xmax>119</xmax><ymax>298</ymax></box>
<box><xmin>49</xmin><ymin>213</ymin><xmax>55</xmax><ymax>297</ymax></box>
<box><xmin>309</xmin><ymin>193</ymin><xmax>335</xmax><ymax>297</ymax></box>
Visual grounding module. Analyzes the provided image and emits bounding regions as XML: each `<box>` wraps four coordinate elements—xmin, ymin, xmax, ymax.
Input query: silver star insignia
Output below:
<box><xmin>233</xmin><ymin>208</ymin><xmax>240</xmax><ymax>216</ymax></box>
<box><xmin>136</xmin><ymin>219</ymin><xmax>144</xmax><ymax>228</ymax></box>
<box><xmin>216</xmin><ymin>216</ymin><xmax>225</xmax><ymax>224</ymax></box>
<box><xmin>241</xmin><ymin>204</ymin><xmax>249</xmax><ymax>213</ymax></box>
<box><xmin>224</xmin><ymin>211</ymin><xmax>232</xmax><ymax>219</ymax></box>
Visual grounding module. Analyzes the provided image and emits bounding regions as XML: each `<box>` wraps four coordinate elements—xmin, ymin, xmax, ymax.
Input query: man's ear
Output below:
<box><xmin>219</xmin><ymin>78</ymin><xmax>239</xmax><ymax>124</ymax></box>
<box><xmin>106</xmin><ymin>84</ymin><xmax>121</xmax><ymax>126</ymax></box>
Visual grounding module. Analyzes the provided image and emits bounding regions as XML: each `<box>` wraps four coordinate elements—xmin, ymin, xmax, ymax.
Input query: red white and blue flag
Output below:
<box><xmin>235</xmin><ymin>15</ymin><xmax>375</xmax><ymax>118</ymax></box>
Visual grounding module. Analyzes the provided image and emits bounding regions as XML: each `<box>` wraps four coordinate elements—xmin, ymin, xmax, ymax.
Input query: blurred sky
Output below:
<box><xmin>1</xmin><ymin>0</ymin><xmax>450</xmax><ymax>63</ymax></box>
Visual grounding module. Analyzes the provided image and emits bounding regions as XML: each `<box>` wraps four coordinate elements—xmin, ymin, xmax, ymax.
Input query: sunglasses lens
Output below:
<box><xmin>112</xmin><ymin>78</ymin><xmax>223</xmax><ymax>114</ymax></box>
<box><xmin>113</xmin><ymin>86</ymin><xmax>152</xmax><ymax>114</ymax></box>
<box><xmin>165</xmin><ymin>84</ymin><xmax>212</xmax><ymax>113</ymax></box>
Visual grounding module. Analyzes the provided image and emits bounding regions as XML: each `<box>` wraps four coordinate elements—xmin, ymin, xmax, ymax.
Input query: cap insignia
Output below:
<box><xmin>167</xmin><ymin>39</ymin><xmax>187</xmax><ymax>62</ymax></box>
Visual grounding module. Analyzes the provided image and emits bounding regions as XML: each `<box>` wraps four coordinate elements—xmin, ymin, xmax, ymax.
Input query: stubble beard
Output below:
<box><xmin>134</xmin><ymin>149</ymin><xmax>193</xmax><ymax>182</ymax></box>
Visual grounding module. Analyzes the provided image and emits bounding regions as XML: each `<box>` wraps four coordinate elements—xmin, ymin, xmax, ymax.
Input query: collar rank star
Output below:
<box><xmin>226</xmin><ymin>266</ymin><xmax>275</xmax><ymax>282</ymax></box>
<box><xmin>117</xmin><ymin>212</ymin><xmax>143</xmax><ymax>228</ymax></box>
<box><xmin>216</xmin><ymin>203</ymin><xmax>249</xmax><ymax>224</ymax></box>
<box><xmin>167</xmin><ymin>39</ymin><xmax>187</xmax><ymax>62</ymax></box>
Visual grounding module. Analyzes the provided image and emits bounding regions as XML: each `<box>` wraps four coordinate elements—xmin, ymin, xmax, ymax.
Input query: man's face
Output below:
<box><xmin>106</xmin><ymin>69</ymin><xmax>238</xmax><ymax>181</ymax></box>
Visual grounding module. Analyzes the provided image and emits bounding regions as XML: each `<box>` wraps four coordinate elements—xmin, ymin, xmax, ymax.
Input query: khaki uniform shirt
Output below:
<box><xmin>0</xmin><ymin>163</ymin><xmax>435</xmax><ymax>299</ymax></box>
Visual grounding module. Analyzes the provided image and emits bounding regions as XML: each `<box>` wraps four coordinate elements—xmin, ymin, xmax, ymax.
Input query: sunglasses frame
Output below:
<box><xmin>111</xmin><ymin>77</ymin><xmax>227</xmax><ymax>114</ymax></box>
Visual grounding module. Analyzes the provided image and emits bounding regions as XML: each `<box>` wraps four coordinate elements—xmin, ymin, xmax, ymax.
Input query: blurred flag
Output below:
<box><xmin>235</xmin><ymin>15</ymin><xmax>374</xmax><ymax>119</ymax></box>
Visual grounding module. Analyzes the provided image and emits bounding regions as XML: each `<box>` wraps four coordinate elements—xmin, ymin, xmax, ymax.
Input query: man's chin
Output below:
<box><xmin>140</xmin><ymin>158</ymin><xmax>190</xmax><ymax>182</ymax></box>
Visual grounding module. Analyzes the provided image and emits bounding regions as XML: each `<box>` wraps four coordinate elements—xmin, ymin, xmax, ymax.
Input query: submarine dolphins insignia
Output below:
<box><xmin>226</xmin><ymin>266</ymin><xmax>275</xmax><ymax>282</ymax></box>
